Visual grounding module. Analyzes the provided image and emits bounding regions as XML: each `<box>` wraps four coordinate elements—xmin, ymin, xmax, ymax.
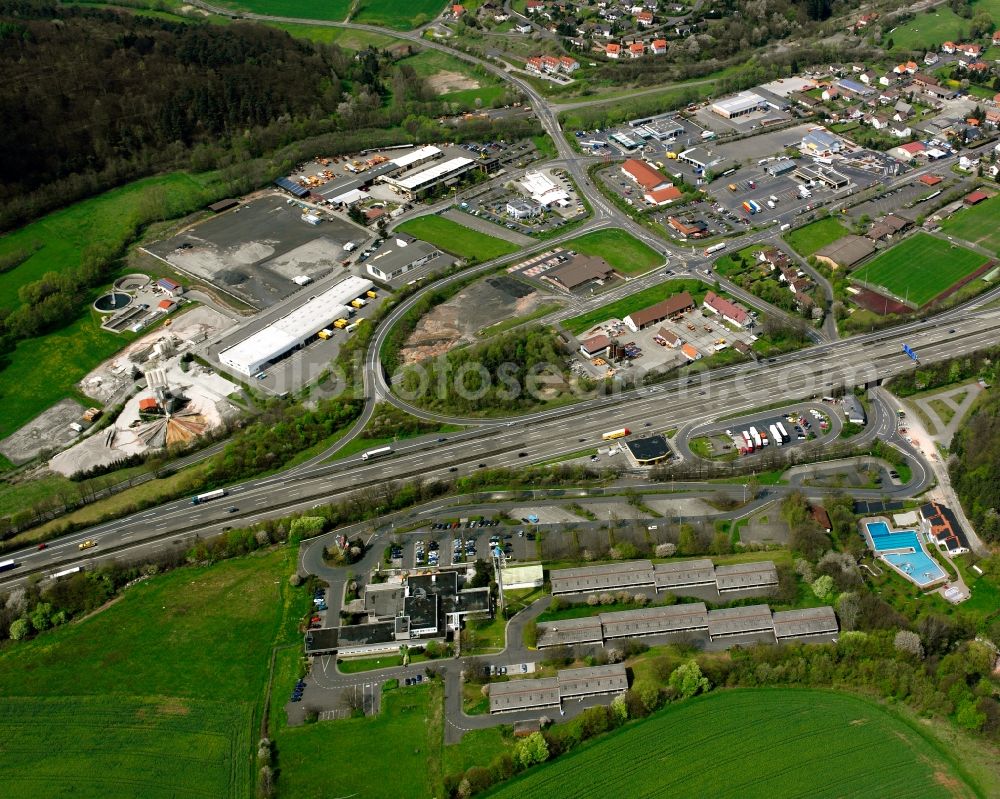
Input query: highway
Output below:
<box><xmin>4</xmin><ymin>302</ymin><xmax>997</xmax><ymax>586</ymax></box>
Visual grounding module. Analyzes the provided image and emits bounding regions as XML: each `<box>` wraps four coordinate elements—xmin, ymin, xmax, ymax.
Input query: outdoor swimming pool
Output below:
<box><xmin>865</xmin><ymin>520</ymin><xmax>946</xmax><ymax>587</ymax></box>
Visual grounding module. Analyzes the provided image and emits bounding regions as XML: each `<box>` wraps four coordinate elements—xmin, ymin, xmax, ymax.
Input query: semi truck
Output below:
<box><xmin>0</xmin><ymin>559</ymin><xmax>18</xmax><ymax>573</ymax></box>
<box><xmin>776</xmin><ymin>422</ymin><xmax>790</xmax><ymax>442</ymax></box>
<box><xmin>742</xmin><ymin>431</ymin><xmax>754</xmax><ymax>453</ymax></box>
<box><xmin>602</xmin><ymin>428</ymin><xmax>631</xmax><ymax>441</ymax></box>
<box><xmin>350</xmin><ymin>298</ymin><xmax>367</xmax><ymax>309</ymax></box>
<box><xmin>50</xmin><ymin>566</ymin><xmax>82</xmax><ymax>580</ymax></box>
<box><xmin>191</xmin><ymin>488</ymin><xmax>226</xmax><ymax>505</ymax></box>
<box><xmin>317</xmin><ymin>329</ymin><xmax>334</xmax><ymax>340</ymax></box>
<box><xmin>747</xmin><ymin>200</ymin><xmax>762</xmax><ymax>214</ymax></box>
<box><xmin>769</xmin><ymin>424</ymin><xmax>783</xmax><ymax>446</ymax></box>
<box><xmin>749</xmin><ymin>427</ymin><xmax>762</xmax><ymax>449</ymax></box>
<box><xmin>703</xmin><ymin>243</ymin><xmax>726</xmax><ymax>256</ymax></box>
<box><xmin>361</xmin><ymin>446</ymin><xmax>392</xmax><ymax>461</ymax></box>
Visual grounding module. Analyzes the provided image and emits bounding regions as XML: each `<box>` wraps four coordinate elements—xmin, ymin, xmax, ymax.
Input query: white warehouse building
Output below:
<box><xmin>711</xmin><ymin>91</ymin><xmax>768</xmax><ymax>119</ymax></box>
<box><xmin>219</xmin><ymin>275</ymin><xmax>374</xmax><ymax>376</ymax></box>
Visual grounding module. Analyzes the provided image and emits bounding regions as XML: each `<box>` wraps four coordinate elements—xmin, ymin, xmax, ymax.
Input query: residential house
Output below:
<box><xmin>924</xmin><ymin>52</ymin><xmax>939</xmax><ymax>66</ymax></box>
<box><xmin>868</xmin><ymin>113</ymin><xmax>890</xmax><ymax>130</ymax></box>
<box><xmin>636</xmin><ymin>10</ymin><xmax>653</xmax><ymax>26</ymax></box>
<box><xmin>941</xmin><ymin>41</ymin><xmax>957</xmax><ymax>54</ymax></box>
<box><xmin>515</xmin><ymin>21</ymin><xmax>532</xmax><ymax>33</ymax></box>
<box><xmin>650</xmin><ymin>38</ymin><xmax>667</xmax><ymax>54</ymax></box>
<box><xmin>703</xmin><ymin>291</ymin><xmax>752</xmax><ymax>328</ymax></box>
<box><xmin>994</xmin><ymin>31</ymin><xmax>1000</xmax><ymax>47</ymax></box>
<box><xmin>957</xmin><ymin>43</ymin><xmax>983</xmax><ymax>59</ymax></box>
<box><xmin>525</xmin><ymin>0</ymin><xmax>544</xmax><ymax>12</ymax></box>
<box><xmin>526</xmin><ymin>56</ymin><xmax>544</xmax><ymax>74</ymax></box>
<box><xmin>893</xmin><ymin>100</ymin><xmax>913</xmax><ymax>120</ymax></box>
<box><xmin>606</xmin><ymin>42</ymin><xmax>621</xmax><ymax>58</ymax></box>
<box><xmin>889</xmin><ymin>122</ymin><xmax>911</xmax><ymax>138</ymax></box>
<box><xmin>628</xmin><ymin>42</ymin><xmax>645</xmax><ymax>58</ymax></box>
<box><xmin>821</xmin><ymin>86</ymin><xmax>839</xmax><ymax>101</ymax></box>
<box><xmin>859</xmin><ymin>70</ymin><xmax>877</xmax><ymax>85</ymax></box>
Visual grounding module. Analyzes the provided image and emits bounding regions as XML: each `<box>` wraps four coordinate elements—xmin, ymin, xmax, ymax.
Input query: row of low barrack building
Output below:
<box><xmin>489</xmin><ymin>663</ymin><xmax>628</xmax><ymax>714</ymax></box>
<box><xmin>548</xmin><ymin>558</ymin><xmax>780</xmax><ymax>597</ymax></box>
<box><xmin>534</xmin><ymin>603</ymin><xmax>839</xmax><ymax>649</ymax></box>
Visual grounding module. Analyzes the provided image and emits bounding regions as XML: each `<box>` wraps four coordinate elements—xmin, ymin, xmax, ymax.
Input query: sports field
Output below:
<box><xmin>563</xmin><ymin>279</ymin><xmax>704</xmax><ymax>335</ymax></box>
<box><xmin>485</xmin><ymin>689</ymin><xmax>980</xmax><ymax>799</ymax></box>
<box><xmin>852</xmin><ymin>233</ymin><xmax>986</xmax><ymax>308</ymax></box>
<box><xmin>0</xmin><ymin>548</ymin><xmax>300</xmax><ymax>798</ymax></box>
<box><xmin>564</xmin><ymin>229</ymin><xmax>661</xmax><ymax>275</ymax></box>
<box><xmin>940</xmin><ymin>194</ymin><xmax>1000</xmax><ymax>257</ymax></box>
<box><xmin>783</xmin><ymin>217</ymin><xmax>850</xmax><ymax>257</ymax></box>
<box><xmin>396</xmin><ymin>215</ymin><xmax>520</xmax><ymax>261</ymax></box>
<box><xmin>354</xmin><ymin>0</ymin><xmax>446</xmax><ymax>28</ymax></box>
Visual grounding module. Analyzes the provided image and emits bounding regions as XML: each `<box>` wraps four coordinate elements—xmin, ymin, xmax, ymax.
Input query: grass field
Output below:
<box><xmin>563</xmin><ymin>279</ymin><xmax>705</xmax><ymax>335</ymax></box>
<box><xmin>217</xmin><ymin>0</ymin><xmax>352</xmax><ymax>20</ymax></box>
<box><xmin>0</xmin><ymin>172</ymin><xmax>216</xmax><ymax>310</ymax></box>
<box><xmin>395</xmin><ymin>215</ymin><xmax>520</xmax><ymax>261</ymax></box>
<box><xmin>354</xmin><ymin>0</ymin><xmax>446</xmax><ymax>28</ymax></box>
<box><xmin>783</xmin><ymin>217</ymin><xmax>850</xmax><ymax>257</ymax></box>
<box><xmin>0</xmin><ymin>547</ymin><xmax>303</xmax><ymax>798</ymax></box>
<box><xmin>940</xmin><ymin>193</ymin><xmax>1000</xmax><ymax>257</ymax></box>
<box><xmin>563</xmin><ymin>229</ymin><xmax>661</xmax><ymax>275</ymax></box>
<box><xmin>277</xmin><ymin>683</ymin><xmax>445</xmax><ymax>799</ymax></box>
<box><xmin>485</xmin><ymin>689</ymin><xmax>982</xmax><ymax>799</ymax></box>
<box><xmin>266</xmin><ymin>22</ymin><xmax>397</xmax><ymax>49</ymax></box>
<box><xmin>852</xmin><ymin>233</ymin><xmax>986</xmax><ymax>307</ymax></box>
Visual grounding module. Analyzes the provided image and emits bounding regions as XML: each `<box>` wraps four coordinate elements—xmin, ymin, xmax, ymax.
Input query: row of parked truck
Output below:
<box><xmin>732</xmin><ymin>422</ymin><xmax>789</xmax><ymax>455</ymax></box>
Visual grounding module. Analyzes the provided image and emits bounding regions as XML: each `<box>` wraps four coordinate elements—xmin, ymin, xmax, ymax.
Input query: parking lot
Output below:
<box><xmin>147</xmin><ymin>193</ymin><xmax>366</xmax><ymax>309</ymax></box>
<box><xmin>693</xmin><ymin>405</ymin><xmax>835</xmax><ymax>459</ymax></box>
<box><xmin>387</xmin><ymin>518</ymin><xmax>539</xmax><ymax>569</ymax></box>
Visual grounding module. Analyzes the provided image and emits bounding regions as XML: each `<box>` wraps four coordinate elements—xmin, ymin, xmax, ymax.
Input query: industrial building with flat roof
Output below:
<box><xmin>549</xmin><ymin>560</ymin><xmax>656</xmax><ymax>595</ymax></box>
<box><xmin>711</xmin><ymin>91</ymin><xmax>768</xmax><ymax>119</ymax></box>
<box><xmin>381</xmin><ymin>156</ymin><xmax>476</xmax><ymax>199</ymax></box>
<box><xmin>219</xmin><ymin>275</ymin><xmax>373</xmax><ymax>376</ymax></box>
<box><xmin>621</xmin><ymin>159</ymin><xmax>670</xmax><ymax>191</ymax></box>
<box><xmin>489</xmin><ymin>664</ymin><xmax>627</xmax><ymax>714</ymax></box>
<box><xmin>365</xmin><ymin>235</ymin><xmax>445</xmax><ymax>283</ymax></box>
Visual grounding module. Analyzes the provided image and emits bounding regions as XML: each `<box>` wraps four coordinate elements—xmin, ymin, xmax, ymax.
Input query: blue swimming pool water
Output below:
<box><xmin>865</xmin><ymin>521</ymin><xmax>945</xmax><ymax>586</ymax></box>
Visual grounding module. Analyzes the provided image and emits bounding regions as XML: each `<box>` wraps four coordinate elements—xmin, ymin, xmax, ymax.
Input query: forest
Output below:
<box><xmin>0</xmin><ymin>1</ymin><xmax>522</xmax><ymax>232</ymax></box>
<box><xmin>394</xmin><ymin>327</ymin><xmax>583</xmax><ymax>414</ymax></box>
<box><xmin>950</xmin><ymin>388</ymin><xmax>1000</xmax><ymax>544</ymax></box>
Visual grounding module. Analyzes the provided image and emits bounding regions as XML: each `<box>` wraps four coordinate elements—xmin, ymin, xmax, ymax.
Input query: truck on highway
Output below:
<box><xmin>776</xmin><ymin>422</ymin><xmax>790</xmax><ymax>442</ymax></box>
<box><xmin>50</xmin><ymin>566</ymin><xmax>82</xmax><ymax>580</ymax></box>
<box><xmin>602</xmin><ymin>428</ymin><xmax>631</xmax><ymax>441</ymax></box>
<box><xmin>191</xmin><ymin>488</ymin><xmax>226</xmax><ymax>505</ymax></box>
<box><xmin>361</xmin><ymin>446</ymin><xmax>393</xmax><ymax>461</ymax></box>
<box><xmin>703</xmin><ymin>243</ymin><xmax>726</xmax><ymax>256</ymax></box>
<box><xmin>0</xmin><ymin>558</ymin><xmax>18</xmax><ymax>573</ymax></box>
<box><xmin>769</xmin><ymin>424</ymin><xmax>783</xmax><ymax>447</ymax></box>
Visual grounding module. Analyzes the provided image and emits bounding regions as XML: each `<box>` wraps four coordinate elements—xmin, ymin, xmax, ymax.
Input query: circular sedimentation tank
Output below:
<box><xmin>93</xmin><ymin>292</ymin><xmax>133</xmax><ymax>312</ymax></box>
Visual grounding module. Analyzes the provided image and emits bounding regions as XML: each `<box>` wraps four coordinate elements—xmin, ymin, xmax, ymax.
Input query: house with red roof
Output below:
<box><xmin>941</xmin><ymin>41</ymin><xmax>957</xmax><ymax>54</ymax></box>
<box><xmin>606</xmin><ymin>42</ymin><xmax>621</xmax><ymax>58</ymax></box>
<box><xmin>636</xmin><ymin>10</ymin><xmax>653</xmax><ymax>26</ymax></box>
<box><xmin>703</xmin><ymin>291</ymin><xmax>752</xmax><ymax>328</ymax></box>
<box><xmin>559</xmin><ymin>56</ymin><xmax>579</xmax><ymax>72</ymax></box>
<box><xmin>650</xmin><ymin>38</ymin><xmax>667</xmax><ymax>55</ymax></box>
<box><xmin>957</xmin><ymin>43</ymin><xmax>982</xmax><ymax>58</ymax></box>
<box><xmin>628</xmin><ymin>42</ymin><xmax>645</xmax><ymax>58</ymax></box>
<box><xmin>451</xmin><ymin>4</ymin><xmax>465</xmax><ymax>17</ymax></box>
